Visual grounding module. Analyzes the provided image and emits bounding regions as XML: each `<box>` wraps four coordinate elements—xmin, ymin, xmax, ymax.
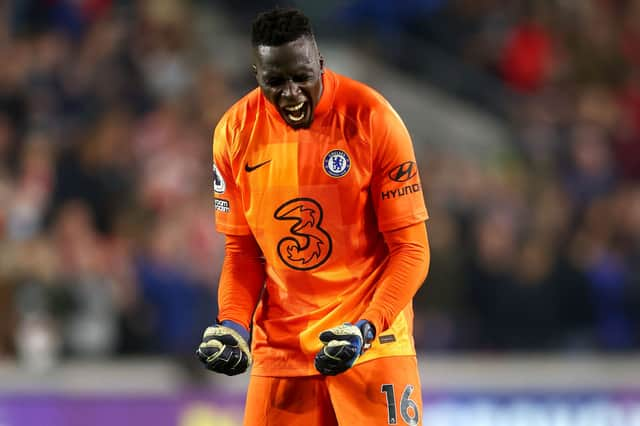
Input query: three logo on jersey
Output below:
<box><xmin>274</xmin><ymin>198</ymin><xmax>332</xmax><ymax>270</ymax></box>
<box><xmin>214</xmin><ymin>155</ymin><xmax>421</xmax><ymax>271</ymax></box>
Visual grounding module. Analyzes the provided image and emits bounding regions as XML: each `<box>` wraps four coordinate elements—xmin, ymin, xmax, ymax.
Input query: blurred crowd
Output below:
<box><xmin>381</xmin><ymin>0</ymin><xmax>640</xmax><ymax>352</ymax></box>
<box><xmin>0</xmin><ymin>0</ymin><xmax>639</xmax><ymax>371</ymax></box>
<box><xmin>0</xmin><ymin>0</ymin><xmax>234</xmax><ymax>368</ymax></box>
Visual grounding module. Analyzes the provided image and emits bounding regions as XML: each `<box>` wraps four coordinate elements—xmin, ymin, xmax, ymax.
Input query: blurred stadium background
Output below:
<box><xmin>1</xmin><ymin>0</ymin><xmax>640</xmax><ymax>425</ymax></box>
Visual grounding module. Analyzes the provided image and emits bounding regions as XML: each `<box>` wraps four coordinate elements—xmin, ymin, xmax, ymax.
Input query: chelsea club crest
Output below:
<box><xmin>323</xmin><ymin>149</ymin><xmax>351</xmax><ymax>178</ymax></box>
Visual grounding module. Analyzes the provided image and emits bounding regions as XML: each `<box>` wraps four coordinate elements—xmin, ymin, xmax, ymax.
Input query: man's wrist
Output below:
<box><xmin>355</xmin><ymin>319</ymin><xmax>376</xmax><ymax>353</ymax></box>
<box><xmin>219</xmin><ymin>319</ymin><xmax>251</xmax><ymax>343</ymax></box>
<box><xmin>356</xmin><ymin>319</ymin><xmax>376</xmax><ymax>338</ymax></box>
<box><xmin>359</xmin><ymin>311</ymin><xmax>383</xmax><ymax>338</ymax></box>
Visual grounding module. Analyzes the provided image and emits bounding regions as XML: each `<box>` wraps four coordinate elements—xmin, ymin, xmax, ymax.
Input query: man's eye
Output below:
<box><xmin>293</xmin><ymin>75</ymin><xmax>312</xmax><ymax>83</ymax></box>
<box><xmin>266</xmin><ymin>78</ymin><xmax>284</xmax><ymax>86</ymax></box>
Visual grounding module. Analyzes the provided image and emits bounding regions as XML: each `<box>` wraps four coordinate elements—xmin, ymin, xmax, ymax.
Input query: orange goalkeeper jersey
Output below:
<box><xmin>213</xmin><ymin>69</ymin><xmax>428</xmax><ymax>376</ymax></box>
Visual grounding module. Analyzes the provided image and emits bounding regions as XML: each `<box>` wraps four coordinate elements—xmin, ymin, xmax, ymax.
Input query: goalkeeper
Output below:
<box><xmin>197</xmin><ymin>6</ymin><xmax>430</xmax><ymax>426</ymax></box>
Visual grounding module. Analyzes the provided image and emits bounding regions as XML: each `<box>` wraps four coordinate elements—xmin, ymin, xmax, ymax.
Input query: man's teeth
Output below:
<box><xmin>288</xmin><ymin>111</ymin><xmax>304</xmax><ymax>121</ymax></box>
<box><xmin>284</xmin><ymin>102</ymin><xmax>305</xmax><ymax>121</ymax></box>
<box><xmin>284</xmin><ymin>102</ymin><xmax>304</xmax><ymax>112</ymax></box>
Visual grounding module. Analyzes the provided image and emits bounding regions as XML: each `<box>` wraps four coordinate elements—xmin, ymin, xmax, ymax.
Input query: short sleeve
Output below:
<box><xmin>213</xmin><ymin>119</ymin><xmax>251</xmax><ymax>235</ymax></box>
<box><xmin>370</xmin><ymin>104</ymin><xmax>428</xmax><ymax>232</ymax></box>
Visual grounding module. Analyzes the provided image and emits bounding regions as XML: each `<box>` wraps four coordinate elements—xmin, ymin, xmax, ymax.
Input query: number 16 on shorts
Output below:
<box><xmin>381</xmin><ymin>384</ymin><xmax>420</xmax><ymax>425</ymax></box>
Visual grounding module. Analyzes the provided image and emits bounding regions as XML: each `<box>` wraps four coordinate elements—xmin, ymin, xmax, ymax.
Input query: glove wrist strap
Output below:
<box><xmin>219</xmin><ymin>319</ymin><xmax>251</xmax><ymax>344</ymax></box>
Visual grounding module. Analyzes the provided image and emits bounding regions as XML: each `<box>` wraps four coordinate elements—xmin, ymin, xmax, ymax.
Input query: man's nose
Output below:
<box><xmin>282</xmin><ymin>80</ymin><xmax>299</xmax><ymax>97</ymax></box>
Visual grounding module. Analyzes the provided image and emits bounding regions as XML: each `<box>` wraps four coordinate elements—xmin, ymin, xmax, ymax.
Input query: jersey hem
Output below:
<box><xmin>249</xmin><ymin>353</ymin><xmax>417</xmax><ymax>378</ymax></box>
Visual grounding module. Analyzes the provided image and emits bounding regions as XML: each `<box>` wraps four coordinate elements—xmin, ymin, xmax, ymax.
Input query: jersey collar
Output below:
<box><xmin>313</xmin><ymin>68</ymin><xmax>336</xmax><ymax>119</ymax></box>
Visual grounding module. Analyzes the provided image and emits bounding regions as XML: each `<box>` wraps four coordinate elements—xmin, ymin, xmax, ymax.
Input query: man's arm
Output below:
<box><xmin>314</xmin><ymin>221</ymin><xmax>429</xmax><ymax>375</ymax></box>
<box><xmin>361</xmin><ymin>221</ymin><xmax>430</xmax><ymax>334</ymax></box>
<box><xmin>217</xmin><ymin>233</ymin><xmax>266</xmax><ymax>331</ymax></box>
<box><xmin>196</xmin><ymin>233</ymin><xmax>265</xmax><ymax>376</ymax></box>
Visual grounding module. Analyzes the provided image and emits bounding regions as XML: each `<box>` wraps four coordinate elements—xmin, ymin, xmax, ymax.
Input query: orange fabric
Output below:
<box><xmin>217</xmin><ymin>234</ymin><xmax>265</xmax><ymax>332</ymax></box>
<box><xmin>243</xmin><ymin>375</ymin><xmax>338</xmax><ymax>426</ymax></box>
<box><xmin>362</xmin><ymin>222</ymin><xmax>430</xmax><ymax>334</ymax></box>
<box><xmin>243</xmin><ymin>356</ymin><xmax>423</xmax><ymax>426</ymax></box>
<box><xmin>213</xmin><ymin>68</ymin><xmax>429</xmax><ymax>376</ymax></box>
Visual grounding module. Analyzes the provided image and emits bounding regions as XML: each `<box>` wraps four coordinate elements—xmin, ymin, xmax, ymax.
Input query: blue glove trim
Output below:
<box><xmin>355</xmin><ymin>319</ymin><xmax>376</xmax><ymax>339</ymax></box>
<box><xmin>355</xmin><ymin>319</ymin><xmax>376</xmax><ymax>353</ymax></box>
<box><xmin>220</xmin><ymin>320</ymin><xmax>250</xmax><ymax>344</ymax></box>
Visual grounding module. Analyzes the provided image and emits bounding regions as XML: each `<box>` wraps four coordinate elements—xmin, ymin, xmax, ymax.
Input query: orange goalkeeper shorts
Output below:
<box><xmin>242</xmin><ymin>355</ymin><xmax>423</xmax><ymax>426</ymax></box>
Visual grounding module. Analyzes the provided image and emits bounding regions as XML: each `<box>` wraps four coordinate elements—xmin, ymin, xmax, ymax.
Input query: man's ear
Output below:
<box><xmin>319</xmin><ymin>56</ymin><xmax>325</xmax><ymax>72</ymax></box>
<box><xmin>251</xmin><ymin>64</ymin><xmax>257</xmax><ymax>76</ymax></box>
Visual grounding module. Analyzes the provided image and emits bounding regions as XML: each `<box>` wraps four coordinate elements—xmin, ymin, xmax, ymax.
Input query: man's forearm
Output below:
<box><xmin>361</xmin><ymin>222</ymin><xmax>430</xmax><ymax>333</ymax></box>
<box><xmin>217</xmin><ymin>234</ymin><xmax>266</xmax><ymax>331</ymax></box>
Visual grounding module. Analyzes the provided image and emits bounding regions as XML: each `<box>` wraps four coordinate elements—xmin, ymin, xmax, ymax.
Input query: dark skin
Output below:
<box><xmin>253</xmin><ymin>35</ymin><xmax>324</xmax><ymax>129</ymax></box>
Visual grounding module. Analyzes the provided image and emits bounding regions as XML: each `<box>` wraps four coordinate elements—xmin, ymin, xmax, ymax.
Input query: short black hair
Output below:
<box><xmin>251</xmin><ymin>8</ymin><xmax>314</xmax><ymax>47</ymax></box>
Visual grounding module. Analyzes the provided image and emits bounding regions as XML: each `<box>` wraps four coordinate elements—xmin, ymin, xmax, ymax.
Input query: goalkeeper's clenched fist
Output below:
<box><xmin>314</xmin><ymin>320</ymin><xmax>376</xmax><ymax>376</ymax></box>
<box><xmin>196</xmin><ymin>321</ymin><xmax>252</xmax><ymax>376</ymax></box>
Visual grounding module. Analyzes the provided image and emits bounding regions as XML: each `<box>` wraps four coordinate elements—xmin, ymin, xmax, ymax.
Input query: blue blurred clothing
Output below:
<box><xmin>10</xmin><ymin>0</ymin><xmax>87</xmax><ymax>38</ymax></box>
<box><xmin>586</xmin><ymin>252</ymin><xmax>633</xmax><ymax>350</ymax></box>
<box><xmin>136</xmin><ymin>258</ymin><xmax>216</xmax><ymax>355</ymax></box>
<box><xmin>337</xmin><ymin>0</ymin><xmax>447</xmax><ymax>38</ymax></box>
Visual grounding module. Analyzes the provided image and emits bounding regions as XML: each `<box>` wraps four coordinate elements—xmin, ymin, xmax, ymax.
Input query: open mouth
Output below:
<box><xmin>281</xmin><ymin>102</ymin><xmax>309</xmax><ymax>125</ymax></box>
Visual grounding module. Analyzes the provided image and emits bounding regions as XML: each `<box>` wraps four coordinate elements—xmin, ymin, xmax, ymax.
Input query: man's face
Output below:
<box><xmin>253</xmin><ymin>36</ymin><xmax>323</xmax><ymax>129</ymax></box>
